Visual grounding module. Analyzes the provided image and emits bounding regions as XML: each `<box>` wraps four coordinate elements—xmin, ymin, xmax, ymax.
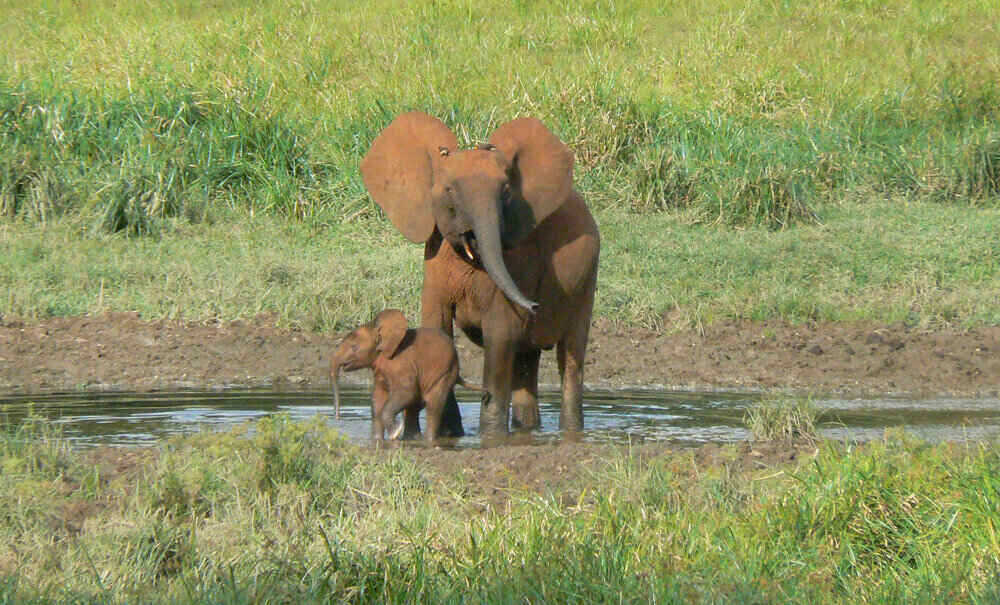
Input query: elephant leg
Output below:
<box><xmin>423</xmin><ymin>403</ymin><xmax>442</xmax><ymax>443</ymax></box>
<box><xmin>422</xmin><ymin>383</ymin><xmax>452</xmax><ymax>443</ymax></box>
<box><xmin>436</xmin><ymin>391</ymin><xmax>464</xmax><ymax>437</ymax></box>
<box><xmin>401</xmin><ymin>407</ymin><xmax>422</xmax><ymax>440</ymax></box>
<box><xmin>423</xmin><ymin>365</ymin><xmax>458</xmax><ymax>443</ymax></box>
<box><xmin>511</xmin><ymin>349</ymin><xmax>541</xmax><ymax>430</ymax></box>
<box><xmin>379</xmin><ymin>391</ymin><xmax>415</xmax><ymax>441</ymax></box>
<box><xmin>421</xmin><ymin>291</ymin><xmax>465</xmax><ymax>437</ymax></box>
<box><xmin>556</xmin><ymin>339</ymin><xmax>584</xmax><ymax>433</ymax></box>
<box><xmin>557</xmin><ymin>307</ymin><xmax>592</xmax><ymax>434</ymax></box>
<box><xmin>480</xmin><ymin>327</ymin><xmax>516</xmax><ymax>437</ymax></box>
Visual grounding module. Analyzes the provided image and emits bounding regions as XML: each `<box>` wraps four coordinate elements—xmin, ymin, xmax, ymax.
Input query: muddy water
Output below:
<box><xmin>2</xmin><ymin>388</ymin><xmax>1000</xmax><ymax>448</ymax></box>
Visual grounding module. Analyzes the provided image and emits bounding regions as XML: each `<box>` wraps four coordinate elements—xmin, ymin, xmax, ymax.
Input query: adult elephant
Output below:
<box><xmin>361</xmin><ymin>112</ymin><xmax>599</xmax><ymax>437</ymax></box>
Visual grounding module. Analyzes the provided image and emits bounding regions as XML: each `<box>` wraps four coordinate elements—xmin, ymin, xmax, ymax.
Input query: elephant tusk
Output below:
<box><xmin>388</xmin><ymin>418</ymin><xmax>405</xmax><ymax>440</ymax></box>
<box><xmin>463</xmin><ymin>240</ymin><xmax>477</xmax><ymax>263</ymax></box>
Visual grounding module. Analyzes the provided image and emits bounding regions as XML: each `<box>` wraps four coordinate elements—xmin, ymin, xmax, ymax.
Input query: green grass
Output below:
<box><xmin>2</xmin><ymin>198</ymin><xmax>996</xmax><ymax>330</ymax></box>
<box><xmin>0</xmin><ymin>214</ymin><xmax>422</xmax><ymax>331</ymax></box>
<box><xmin>600</xmin><ymin>199</ymin><xmax>1000</xmax><ymax>328</ymax></box>
<box><xmin>1</xmin><ymin>0</ymin><xmax>999</xmax><ymax>329</ymax></box>
<box><xmin>743</xmin><ymin>393</ymin><xmax>824</xmax><ymax>443</ymax></box>
<box><xmin>2</xmin><ymin>415</ymin><xmax>999</xmax><ymax>603</ymax></box>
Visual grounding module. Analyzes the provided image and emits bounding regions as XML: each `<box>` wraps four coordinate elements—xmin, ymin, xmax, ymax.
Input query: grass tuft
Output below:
<box><xmin>625</xmin><ymin>144</ymin><xmax>696</xmax><ymax>212</ymax></box>
<box><xmin>743</xmin><ymin>394</ymin><xmax>823</xmax><ymax>442</ymax></box>
<box><xmin>963</xmin><ymin>134</ymin><xmax>1000</xmax><ymax>199</ymax></box>
<box><xmin>723</xmin><ymin>163</ymin><xmax>819</xmax><ymax>229</ymax></box>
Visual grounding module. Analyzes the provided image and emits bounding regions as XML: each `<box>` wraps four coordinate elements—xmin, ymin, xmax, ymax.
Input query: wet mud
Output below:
<box><xmin>1</xmin><ymin>312</ymin><xmax>997</xmax><ymax>398</ymax></box>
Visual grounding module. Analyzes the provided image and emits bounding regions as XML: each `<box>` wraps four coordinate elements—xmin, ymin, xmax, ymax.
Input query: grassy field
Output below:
<box><xmin>1</xmin><ymin>0</ymin><xmax>999</xmax><ymax>331</ymax></box>
<box><xmin>3</xmin><ymin>200</ymin><xmax>999</xmax><ymax>331</ymax></box>
<box><xmin>2</xmin><ymin>413</ymin><xmax>999</xmax><ymax>603</ymax></box>
<box><xmin>4</xmin><ymin>5</ymin><xmax>1000</xmax><ymax>602</ymax></box>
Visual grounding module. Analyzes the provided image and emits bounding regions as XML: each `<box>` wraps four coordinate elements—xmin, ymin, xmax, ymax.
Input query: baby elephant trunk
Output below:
<box><xmin>330</xmin><ymin>362</ymin><xmax>343</xmax><ymax>420</ymax></box>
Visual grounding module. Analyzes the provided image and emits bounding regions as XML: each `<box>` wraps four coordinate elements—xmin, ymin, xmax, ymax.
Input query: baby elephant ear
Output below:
<box><xmin>361</xmin><ymin>112</ymin><xmax>458</xmax><ymax>243</ymax></box>
<box><xmin>489</xmin><ymin>117</ymin><xmax>574</xmax><ymax>244</ymax></box>
<box><xmin>374</xmin><ymin>309</ymin><xmax>409</xmax><ymax>359</ymax></box>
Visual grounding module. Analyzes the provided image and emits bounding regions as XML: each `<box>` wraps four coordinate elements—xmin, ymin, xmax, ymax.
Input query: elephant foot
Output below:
<box><xmin>388</xmin><ymin>419</ymin><xmax>406</xmax><ymax>440</ymax></box>
<box><xmin>478</xmin><ymin>391</ymin><xmax>510</xmax><ymax>436</ymax></box>
<box><xmin>438</xmin><ymin>392</ymin><xmax>466</xmax><ymax>437</ymax></box>
<box><xmin>400</xmin><ymin>425</ymin><xmax>424</xmax><ymax>440</ymax></box>
<box><xmin>437</xmin><ymin>411</ymin><xmax>465</xmax><ymax>437</ymax></box>
<box><xmin>511</xmin><ymin>402</ymin><xmax>541</xmax><ymax>431</ymax></box>
<box><xmin>439</xmin><ymin>424</ymin><xmax>465</xmax><ymax>438</ymax></box>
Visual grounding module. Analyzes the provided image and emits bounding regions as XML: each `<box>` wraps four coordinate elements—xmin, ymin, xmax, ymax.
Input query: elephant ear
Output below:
<box><xmin>361</xmin><ymin>112</ymin><xmax>458</xmax><ymax>243</ymax></box>
<box><xmin>374</xmin><ymin>309</ymin><xmax>409</xmax><ymax>359</ymax></box>
<box><xmin>489</xmin><ymin>117</ymin><xmax>574</xmax><ymax>245</ymax></box>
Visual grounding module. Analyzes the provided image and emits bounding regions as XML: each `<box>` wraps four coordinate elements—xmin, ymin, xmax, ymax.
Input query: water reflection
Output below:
<box><xmin>2</xmin><ymin>388</ymin><xmax>1000</xmax><ymax>448</ymax></box>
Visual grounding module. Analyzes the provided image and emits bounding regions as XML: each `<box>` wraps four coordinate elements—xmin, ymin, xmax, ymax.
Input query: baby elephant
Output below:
<box><xmin>330</xmin><ymin>309</ymin><xmax>479</xmax><ymax>442</ymax></box>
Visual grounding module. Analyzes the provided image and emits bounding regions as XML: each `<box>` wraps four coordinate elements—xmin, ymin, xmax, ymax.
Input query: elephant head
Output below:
<box><xmin>329</xmin><ymin>309</ymin><xmax>409</xmax><ymax>427</ymax></box>
<box><xmin>361</xmin><ymin>112</ymin><xmax>575</xmax><ymax>313</ymax></box>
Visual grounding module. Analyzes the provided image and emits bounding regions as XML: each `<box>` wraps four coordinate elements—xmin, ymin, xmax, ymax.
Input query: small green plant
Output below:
<box><xmin>252</xmin><ymin>413</ymin><xmax>347</xmax><ymax>491</ymax></box>
<box><xmin>743</xmin><ymin>394</ymin><xmax>823</xmax><ymax>442</ymax></box>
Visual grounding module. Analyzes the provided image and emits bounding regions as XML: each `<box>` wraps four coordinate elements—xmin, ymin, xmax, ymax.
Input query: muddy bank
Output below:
<box><xmin>1</xmin><ymin>312</ymin><xmax>997</xmax><ymax>398</ymax></box>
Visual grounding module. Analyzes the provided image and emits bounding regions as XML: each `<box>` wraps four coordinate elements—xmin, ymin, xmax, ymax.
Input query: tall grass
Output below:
<box><xmin>2</xmin><ymin>0</ymin><xmax>999</xmax><ymax>230</ymax></box>
<box><xmin>0</xmin><ymin>83</ymin><xmax>347</xmax><ymax>234</ymax></box>
<box><xmin>1</xmin><ymin>0</ymin><xmax>999</xmax><ymax>328</ymax></box>
<box><xmin>1</xmin><ymin>415</ymin><xmax>999</xmax><ymax>602</ymax></box>
<box><xmin>2</xmin><ymin>77</ymin><xmax>997</xmax><ymax>232</ymax></box>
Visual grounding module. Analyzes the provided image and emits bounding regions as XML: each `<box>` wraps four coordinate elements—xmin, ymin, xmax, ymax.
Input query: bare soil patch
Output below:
<box><xmin>1</xmin><ymin>312</ymin><xmax>997</xmax><ymax>398</ymax></box>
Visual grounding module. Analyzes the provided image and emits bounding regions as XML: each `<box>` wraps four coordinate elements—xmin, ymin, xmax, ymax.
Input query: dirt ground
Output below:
<box><xmin>2</xmin><ymin>311</ymin><xmax>998</xmax><ymax>398</ymax></box>
<box><xmin>4</xmin><ymin>311</ymin><xmax>996</xmax><ymax>500</ymax></box>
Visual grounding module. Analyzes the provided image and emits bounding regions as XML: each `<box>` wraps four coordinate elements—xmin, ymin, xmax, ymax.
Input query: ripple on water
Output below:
<box><xmin>1</xmin><ymin>389</ymin><xmax>999</xmax><ymax>448</ymax></box>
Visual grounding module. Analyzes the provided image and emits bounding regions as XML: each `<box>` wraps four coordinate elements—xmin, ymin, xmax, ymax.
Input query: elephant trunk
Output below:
<box><xmin>472</xmin><ymin>217</ymin><xmax>538</xmax><ymax>314</ymax></box>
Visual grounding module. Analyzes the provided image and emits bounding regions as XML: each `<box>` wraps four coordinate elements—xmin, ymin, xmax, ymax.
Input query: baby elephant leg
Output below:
<box><xmin>370</xmin><ymin>381</ymin><xmax>389</xmax><ymax>440</ymax></box>
<box><xmin>400</xmin><ymin>407</ymin><xmax>422</xmax><ymax>440</ymax></box>
<box><xmin>378</xmin><ymin>391</ymin><xmax>417</xmax><ymax>442</ymax></box>
<box><xmin>422</xmin><ymin>376</ymin><xmax>458</xmax><ymax>443</ymax></box>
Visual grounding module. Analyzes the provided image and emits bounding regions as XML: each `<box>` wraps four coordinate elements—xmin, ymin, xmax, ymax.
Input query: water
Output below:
<box><xmin>3</xmin><ymin>387</ymin><xmax>1000</xmax><ymax>448</ymax></box>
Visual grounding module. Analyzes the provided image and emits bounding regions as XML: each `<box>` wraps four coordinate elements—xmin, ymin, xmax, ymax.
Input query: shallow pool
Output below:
<box><xmin>3</xmin><ymin>387</ymin><xmax>1000</xmax><ymax>448</ymax></box>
